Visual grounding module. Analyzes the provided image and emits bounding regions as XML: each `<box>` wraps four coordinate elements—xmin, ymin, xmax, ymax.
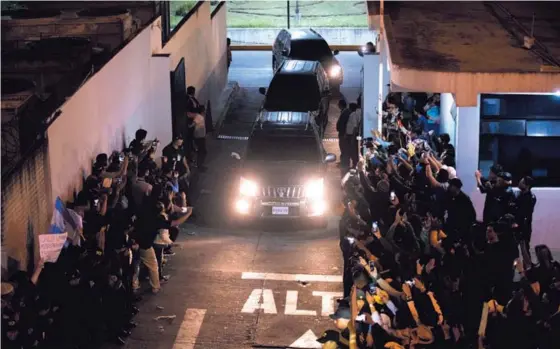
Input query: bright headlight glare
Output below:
<box><xmin>240</xmin><ymin>177</ymin><xmax>258</xmax><ymax>197</ymax></box>
<box><xmin>235</xmin><ymin>199</ymin><xmax>250</xmax><ymax>214</ymax></box>
<box><xmin>330</xmin><ymin>65</ymin><xmax>341</xmax><ymax>77</ymax></box>
<box><xmin>304</xmin><ymin>178</ymin><xmax>324</xmax><ymax>199</ymax></box>
<box><xmin>310</xmin><ymin>200</ymin><xmax>327</xmax><ymax>216</ymax></box>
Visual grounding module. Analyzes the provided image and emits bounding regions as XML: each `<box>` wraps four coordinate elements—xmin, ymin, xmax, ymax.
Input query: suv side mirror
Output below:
<box><xmin>231</xmin><ymin>152</ymin><xmax>241</xmax><ymax>160</ymax></box>
<box><xmin>258</xmin><ymin>87</ymin><xmax>266</xmax><ymax>95</ymax></box>
<box><xmin>333</xmin><ymin>49</ymin><xmax>340</xmax><ymax>56</ymax></box>
<box><xmin>324</xmin><ymin>153</ymin><xmax>336</xmax><ymax>163</ymax></box>
<box><xmin>281</xmin><ymin>48</ymin><xmax>289</xmax><ymax>56</ymax></box>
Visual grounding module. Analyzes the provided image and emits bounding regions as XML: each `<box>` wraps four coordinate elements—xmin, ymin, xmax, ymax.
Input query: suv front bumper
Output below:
<box><xmin>234</xmin><ymin>196</ymin><xmax>327</xmax><ymax>219</ymax></box>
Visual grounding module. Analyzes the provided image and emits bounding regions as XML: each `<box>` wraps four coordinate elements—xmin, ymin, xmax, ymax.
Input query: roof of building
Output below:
<box><xmin>383</xmin><ymin>1</ymin><xmax>560</xmax><ymax>73</ymax></box>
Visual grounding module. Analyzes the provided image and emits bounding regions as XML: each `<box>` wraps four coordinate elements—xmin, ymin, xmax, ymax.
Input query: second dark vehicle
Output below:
<box><xmin>259</xmin><ymin>59</ymin><xmax>331</xmax><ymax>136</ymax></box>
<box><xmin>272</xmin><ymin>28</ymin><xmax>343</xmax><ymax>92</ymax></box>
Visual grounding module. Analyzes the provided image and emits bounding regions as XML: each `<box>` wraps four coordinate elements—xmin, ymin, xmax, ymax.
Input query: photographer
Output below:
<box><xmin>93</xmin><ymin>150</ymin><xmax>130</xmax><ymax>181</ymax></box>
<box><xmin>138</xmin><ymin>147</ymin><xmax>159</xmax><ymax>178</ymax></box>
<box><xmin>162</xmin><ymin>135</ymin><xmax>191</xmax><ymax>193</ymax></box>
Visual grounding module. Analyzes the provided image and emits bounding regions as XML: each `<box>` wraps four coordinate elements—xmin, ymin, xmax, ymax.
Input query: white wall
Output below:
<box><xmin>161</xmin><ymin>2</ymin><xmax>228</xmax><ymax>109</ymax></box>
<box><xmin>455</xmin><ymin>104</ymin><xmax>481</xmax><ymax>198</ymax></box>
<box><xmin>439</xmin><ymin>93</ymin><xmax>456</xmax><ymax>144</ymax></box>
<box><xmin>47</xmin><ymin>22</ymin><xmax>172</xmax><ymax>201</ymax></box>
<box><xmin>455</xmin><ymin>101</ymin><xmax>560</xmax><ymax>250</ymax></box>
<box><xmin>362</xmin><ymin>53</ymin><xmax>381</xmax><ymax>136</ymax></box>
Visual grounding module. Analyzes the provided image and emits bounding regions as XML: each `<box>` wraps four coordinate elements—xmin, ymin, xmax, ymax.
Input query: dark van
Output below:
<box><xmin>259</xmin><ymin>59</ymin><xmax>331</xmax><ymax>135</ymax></box>
<box><xmin>272</xmin><ymin>28</ymin><xmax>343</xmax><ymax>92</ymax></box>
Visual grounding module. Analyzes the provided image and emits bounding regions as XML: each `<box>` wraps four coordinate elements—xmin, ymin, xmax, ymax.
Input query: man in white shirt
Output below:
<box><xmin>345</xmin><ymin>103</ymin><xmax>361</xmax><ymax>168</ymax></box>
<box><xmin>188</xmin><ymin>105</ymin><xmax>207</xmax><ymax>171</ymax></box>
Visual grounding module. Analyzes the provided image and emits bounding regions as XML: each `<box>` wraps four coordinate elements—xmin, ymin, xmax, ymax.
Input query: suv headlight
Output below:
<box><xmin>240</xmin><ymin>177</ymin><xmax>258</xmax><ymax>197</ymax></box>
<box><xmin>329</xmin><ymin>65</ymin><xmax>341</xmax><ymax>77</ymax></box>
<box><xmin>304</xmin><ymin>178</ymin><xmax>324</xmax><ymax>199</ymax></box>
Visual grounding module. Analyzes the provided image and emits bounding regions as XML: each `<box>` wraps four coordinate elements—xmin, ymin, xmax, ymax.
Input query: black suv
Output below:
<box><xmin>259</xmin><ymin>59</ymin><xmax>331</xmax><ymax>135</ymax></box>
<box><xmin>231</xmin><ymin>111</ymin><xmax>336</xmax><ymax>221</ymax></box>
<box><xmin>272</xmin><ymin>28</ymin><xmax>343</xmax><ymax>92</ymax></box>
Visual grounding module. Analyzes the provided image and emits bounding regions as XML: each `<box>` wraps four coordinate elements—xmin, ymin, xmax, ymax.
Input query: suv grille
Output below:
<box><xmin>262</xmin><ymin>186</ymin><xmax>304</xmax><ymax>199</ymax></box>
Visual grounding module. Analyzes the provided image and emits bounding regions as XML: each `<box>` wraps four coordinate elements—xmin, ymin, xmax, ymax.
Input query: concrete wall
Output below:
<box><xmin>439</xmin><ymin>93</ymin><xmax>456</xmax><ymax>145</ymax></box>
<box><xmin>162</xmin><ymin>2</ymin><xmax>228</xmax><ymax>110</ymax></box>
<box><xmin>227</xmin><ymin>28</ymin><xmax>373</xmax><ymax>46</ymax></box>
<box><xmin>47</xmin><ymin>22</ymin><xmax>172</xmax><ymax>202</ymax></box>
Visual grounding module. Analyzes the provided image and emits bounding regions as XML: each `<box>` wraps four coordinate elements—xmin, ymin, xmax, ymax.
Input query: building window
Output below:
<box><xmin>478</xmin><ymin>94</ymin><xmax>560</xmax><ymax>187</ymax></box>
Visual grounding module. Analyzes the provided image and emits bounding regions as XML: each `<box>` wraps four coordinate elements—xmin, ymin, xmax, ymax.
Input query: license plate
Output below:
<box><xmin>272</xmin><ymin>206</ymin><xmax>289</xmax><ymax>215</ymax></box>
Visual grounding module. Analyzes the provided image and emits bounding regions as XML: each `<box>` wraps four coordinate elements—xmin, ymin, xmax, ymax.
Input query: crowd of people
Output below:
<box><xmin>319</xmin><ymin>92</ymin><xmax>559</xmax><ymax>349</ymax></box>
<box><xmin>1</xmin><ymin>86</ymin><xmax>210</xmax><ymax>348</ymax></box>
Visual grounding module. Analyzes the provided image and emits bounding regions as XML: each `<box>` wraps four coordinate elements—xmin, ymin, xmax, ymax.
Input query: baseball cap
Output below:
<box><xmin>329</xmin><ymin>305</ymin><xmax>351</xmax><ymax>320</ymax></box>
<box><xmin>441</xmin><ymin>165</ymin><xmax>457</xmax><ymax>179</ymax></box>
<box><xmin>498</xmin><ymin>172</ymin><xmax>512</xmax><ymax>181</ymax></box>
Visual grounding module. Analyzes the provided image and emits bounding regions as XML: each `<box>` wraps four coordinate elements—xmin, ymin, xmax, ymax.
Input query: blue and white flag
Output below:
<box><xmin>49</xmin><ymin>197</ymin><xmax>81</xmax><ymax>247</ymax></box>
<box><xmin>49</xmin><ymin>197</ymin><xmax>68</xmax><ymax>234</ymax></box>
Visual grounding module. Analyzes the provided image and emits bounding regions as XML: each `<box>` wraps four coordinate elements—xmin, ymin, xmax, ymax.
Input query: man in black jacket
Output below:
<box><xmin>336</xmin><ymin>99</ymin><xmax>351</xmax><ymax>168</ymax></box>
<box><xmin>515</xmin><ymin>176</ymin><xmax>537</xmax><ymax>254</ymax></box>
<box><xmin>445</xmin><ymin>178</ymin><xmax>477</xmax><ymax>241</ymax></box>
<box><xmin>476</xmin><ymin>167</ymin><xmax>516</xmax><ymax>223</ymax></box>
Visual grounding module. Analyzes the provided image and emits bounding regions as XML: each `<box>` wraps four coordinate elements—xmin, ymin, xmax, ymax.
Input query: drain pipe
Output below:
<box><xmin>286</xmin><ymin>0</ymin><xmax>290</xmax><ymax>29</ymax></box>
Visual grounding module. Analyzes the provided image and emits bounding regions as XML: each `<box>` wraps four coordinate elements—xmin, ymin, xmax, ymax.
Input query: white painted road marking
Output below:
<box><xmin>312</xmin><ymin>291</ymin><xmax>343</xmax><ymax>316</ymax></box>
<box><xmin>241</xmin><ymin>272</ymin><xmax>342</xmax><ymax>283</ymax></box>
<box><xmin>285</xmin><ymin>290</ymin><xmax>316</xmax><ymax>316</ymax></box>
<box><xmin>241</xmin><ymin>289</ymin><xmax>278</xmax><ymax>314</ymax></box>
<box><xmin>290</xmin><ymin>329</ymin><xmax>322</xmax><ymax>348</ymax></box>
<box><xmin>172</xmin><ymin>308</ymin><xmax>206</xmax><ymax>349</ymax></box>
<box><xmin>240</xmin><ymin>290</ymin><xmax>343</xmax><ymax>316</ymax></box>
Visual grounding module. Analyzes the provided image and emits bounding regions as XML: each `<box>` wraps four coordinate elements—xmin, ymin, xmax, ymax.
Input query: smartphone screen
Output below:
<box><xmin>390</xmin><ymin>191</ymin><xmax>396</xmax><ymax>201</ymax></box>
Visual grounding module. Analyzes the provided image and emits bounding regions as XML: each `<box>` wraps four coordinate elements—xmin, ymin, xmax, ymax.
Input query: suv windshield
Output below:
<box><xmin>264</xmin><ymin>75</ymin><xmax>320</xmax><ymax>112</ymax></box>
<box><xmin>246</xmin><ymin>136</ymin><xmax>319</xmax><ymax>162</ymax></box>
<box><xmin>290</xmin><ymin>39</ymin><xmax>332</xmax><ymax>61</ymax></box>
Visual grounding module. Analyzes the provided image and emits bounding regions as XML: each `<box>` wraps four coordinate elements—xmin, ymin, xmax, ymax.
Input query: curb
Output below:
<box><xmin>231</xmin><ymin>44</ymin><xmax>361</xmax><ymax>51</ymax></box>
<box><xmin>213</xmin><ymin>81</ymin><xmax>241</xmax><ymax>137</ymax></box>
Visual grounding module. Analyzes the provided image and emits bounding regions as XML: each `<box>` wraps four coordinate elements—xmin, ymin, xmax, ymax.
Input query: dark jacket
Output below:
<box><xmin>444</xmin><ymin>190</ymin><xmax>477</xmax><ymax>239</ymax></box>
<box><xmin>514</xmin><ymin>190</ymin><xmax>536</xmax><ymax>235</ymax></box>
<box><xmin>133</xmin><ymin>214</ymin><xmax>171</xmax><ymax>250</ymax></box>
<box><xmin>479</xmin><ymin>179</ymin><xmax>516</xmax><ymax>223</ymax></box>
<box><xmin>336</xmin><ymin>108</ymin><xmax>352</xmax><ymax>138</ymax></box>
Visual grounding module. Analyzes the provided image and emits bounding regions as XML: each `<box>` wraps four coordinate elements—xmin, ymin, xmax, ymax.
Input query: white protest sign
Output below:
<box><xmin>39</xmin><ymin>233</ymin><xmax>68</xmax><ymax>263</ymax></box>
